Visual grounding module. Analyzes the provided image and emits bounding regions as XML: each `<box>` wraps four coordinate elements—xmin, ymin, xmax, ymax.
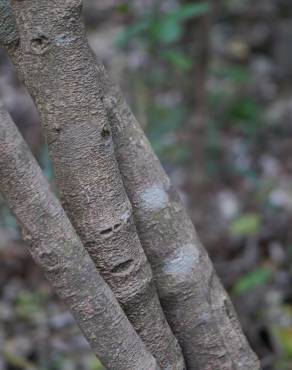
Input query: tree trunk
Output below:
<box><xmin>0</xmin><ymin>0</ymin><xmax>260</xmax><ymax>368</ymax></box>
<box><xmin>0</xmin><ymin>103</ymin><xmax>160</xmax><ymax>370</ymax></box>
<box><xmin>95</xmin><ymin>38</ymin><xmax>260</xmax><ymax>370</ymax></box>
<box><xmin>5</xmin><ymin>1</ymin><xmax>184</xmax><ymax>369</ymax></box>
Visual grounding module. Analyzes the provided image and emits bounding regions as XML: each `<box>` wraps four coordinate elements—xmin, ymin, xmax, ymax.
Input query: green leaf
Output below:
<box><xmin>175</xmin><ymin>3</ymin><xmax>210</xmax><ymax>20</ymax></box>
<box><xmin>3</xmin><ymin>351</ymin><xmax>38</xmax><ymax>370</ymax></box>
<box><xmin>116</xmin><ymin>19</ymin><xmax>149</xmax><ymax>47</ymax></box>
<box><xmin>151</xmin><ymin>18</ymin><xmax>183</xmax><ymax>44</ymax></box>
<box><xmin>213</xmin><ymin>65</ymin><xmax>250</xmax><ymax>83</ymax></box>
<box><xmin>162</xmin><ymin>50</ymin><xmax>193</xmax><ymax>70</ymax></box>
<box><xmin>88</xmin><ymin>355</ymin><xmax>104</xmax><ymax>370</ymax></box>
<box><xmin>153</xmin><ymin>3</ymin><xmax>210</xmax><ymax>44</ymax></box>
<box><xmin>233</xmin><ymin>267</ymin><xmax>273</xmax><ymax>295</ymax></box>
<box><xmin>229</xmin><ymin>98</ymin><xmax>260</xmax><ymax>122</ymax></box>
<box><xmin>230</xmin><ymin>213</ymin><xmax>261</xmax><ymax>237</ymax></box>
<box><xmin>15</xmin><ymin>291</ymin><xmax>44</xmax><ymax>320</ymax></box>
<box><xmin>273</xmin><ymin>327</ymin><xmax>292</xmax><ymax>358</ymax></box>
<box><xmin>116</xmin><ymin>3</ymin><xmax>130</xmax><ymax>14</ymax></box>
<box><xmin>116</xmin><ymin>3</ymin><xmax>209</xmax><ymax>47</ymax></box>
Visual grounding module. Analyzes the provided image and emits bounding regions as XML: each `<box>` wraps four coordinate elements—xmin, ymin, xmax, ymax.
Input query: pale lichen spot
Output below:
<box><xmin>140</xmin><ymin>184</ymin><xmax>169</xmax><ymax>212</ymax></box>
<box><xmin>162</xmin><ymin>244</ymin><xmax>200</xmax><ymax>280</ymax></box>
<box><xmin>55</xmin><ymin>33</ymin><xmax>77</xmax><ymax>46</ymax></box>
<box><xmin>120</xmin><ymin>208</ymin><xmax>131</xmax><ymax>222</ymax></box>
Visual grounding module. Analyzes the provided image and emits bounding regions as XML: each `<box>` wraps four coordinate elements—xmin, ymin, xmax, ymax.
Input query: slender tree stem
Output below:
<box><xmin>95</xmin><ymin>41</ymin><xmax>260</xmax><ymax>370</ymax></box>
<box><xmin>0</xmin><ymin>104</ymin><xmax>160</xmax><ymax>370</ymax></box>
<box><xmin>5</xmin><ymin>1</ymin><xmax>184</xmax><ymax>368</ymax></box>
<box><xmin>0</xmin><ymin>0</ymin><xmax>260</xmax><ymax>368</ymax></box>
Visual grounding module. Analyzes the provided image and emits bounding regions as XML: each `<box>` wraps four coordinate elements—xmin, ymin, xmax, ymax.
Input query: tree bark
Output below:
<box><xmin>95</xmin><ymin>41</ymin><xmax>261</xmax><ymax>370</ymax></box>
<box><xmin>5</xmin><ymin>1</ymin><xmax>184</xmax><ymax>369</ymax></box>
<box><xmin>0</xmin><ymin>103</ymin><xmax>160</xmax><ymax>370</ymax></box>
<box><xmin>0</xmin><ymin>0</ymin><xmax>260</xmax><ymax>368</ymax></box>
<box><xmin>0</xmin><ymin>0</ymin><xmax>18</xmax><ymax>48</ymax></box>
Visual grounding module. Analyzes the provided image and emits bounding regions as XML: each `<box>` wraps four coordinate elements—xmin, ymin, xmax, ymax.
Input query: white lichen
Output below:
<box><xmin>140</xmin><ymin>183</ymin><xmax>169</xmax><ymax>212</ymax></box>
<box><xmin>55</xmin><ymin>33</ymin><xmax>77</xmax><ymax>46</ymax></box>
<box><xmin>120</xmin><ymin>208</ymin><xmax>131</xmax><ymax>222</ymax></box>
<box><xmin>163</xmin><ymin>244</ymin><xmax>200</xmax><ymax>279</ymax></box>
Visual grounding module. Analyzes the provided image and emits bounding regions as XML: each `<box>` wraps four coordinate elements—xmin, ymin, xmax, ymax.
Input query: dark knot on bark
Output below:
<box><xmin>30</xmin><ymin>34</ymin><xmax>51</xmax><ymax>55</ymax></box>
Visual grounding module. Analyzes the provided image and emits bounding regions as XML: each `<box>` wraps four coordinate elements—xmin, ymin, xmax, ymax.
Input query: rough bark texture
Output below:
<box><xmin>0</xmin><ymin>0</ymin><xmax>18</xmax><ymax>47</ymax></box>
<box><xmin>95</xmin><ymin>58</ymin><xmax>260</xmax><ymax>370</ymax></box>
<box><xmin>6</xmin><ymin>1</ymin><xmax>184</xmax><ymax>369</ymax></box>
<box><xmin>0</xmin><ymin>104</ymin><xmax>160</xmax><ymax>370</ymax></box>
<box><xmin>0</xmin><ymin>1</ymin><xmax>260</xmax><ymax>368</ymax></box>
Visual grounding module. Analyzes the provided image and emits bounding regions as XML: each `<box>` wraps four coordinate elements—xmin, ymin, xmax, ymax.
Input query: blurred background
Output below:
<box><xmin>1</xmin><ymin>0</ymin><xmax>292</xmax><ymax>369</ymax></box>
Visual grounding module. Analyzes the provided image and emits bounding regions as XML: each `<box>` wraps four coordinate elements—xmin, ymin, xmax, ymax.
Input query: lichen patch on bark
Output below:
<box><xmin>139</xmin><ymin>184</ymin><xmax>169</xmax><ymax>212</ymax></box>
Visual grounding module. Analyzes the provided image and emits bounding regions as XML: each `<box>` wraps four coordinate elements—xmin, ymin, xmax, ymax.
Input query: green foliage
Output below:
<box><xmin>147</xmin><ymin>103</ymin><xmax>188</xmax><ymax>162</ymax></box>
<box><xmin>116</xmin><ymin>3</ymin><xmax>131</xmax><ymax>14</ymax></box>
<box><xmin>117</xmin><ymin>2</ymin><xmax>209</xmax><ymax>48</ymax></box>
<box><xmin>46</xmin><ymin>354</ymin><xmax>105</xmax><ymax>370</ymax></box>
<box><xmin>151</xmin><ymin>3</ymin><xmax>209</xmax><ymax>44</ymax></box>
<box><xmin>274</xmin><ymin>327</ymin><xmax>292</xmax><ymax>358</ymax></box>
<box><xmin>48</xmin><ymin>355</ymin><xmax>65</xmax><ymax>370</ymax></box>
<box><xmin>117</xmin><ymin>2</ymin><xmax>212</xmax><ymax>166</ymax></box>
<box><xmin>88</xmin><ymin>355</ymin><xmax>104</xmax><ymax>370</ymax></box>
<box><xmin>15</xmin><ymin>290</ymin><xmax>46</xmax><ymax>321</ymax></box>
<box><xmin>150</xmin><ymin>16</ymin><xmax>182</xmax><ymax>44</ymax></box>
<box><xmin>230</xmin><ymin>213</ymin><xmax>261</xmax><ymax>237</ymax></box>
<box><xmin>233</xmin><ymin>267</ymin><xmax>273</xmax><ymax>295</ymax></box>
<box><xmin>161</xmin><ymin>50</ymin><xmax>193</xmax><ymax>70</ymax></box>
<box><xmin>175</xmin><ymin>3</ymin><xmax>210</xmax><ymax>19</ymax></box>
<box><xmin>213</xmin><ymin>65</ymin><xmax>250</xmax><ymax>84</ymax></box>
<box><xmin>3</xmin><ymin>351</ymin><xmax>37</xmax><ymax>370</ymax></box>
<box><xmin>210</xmin><ymin>64</ymin><xmax>263</xmax><ymax>141</ymax></box>
<box><xmin>229</xmin><ymin>98</ymin><xmax>260</xmax><ymax>122</ymax></box>
<box><xmin>225</xmin><ymin>97</ymin><xmax>263</xmax><ymax>135</ymax></box>
<box><xmin>117</xmin><ymin>19</ymin><xmax>149</xmax><ymax>47</ymax></box>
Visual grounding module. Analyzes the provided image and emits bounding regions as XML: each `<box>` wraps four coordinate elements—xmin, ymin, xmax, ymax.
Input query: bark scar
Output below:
<box><xmin>99</xmin><ymin>209</ymin><xmax>131</xmax><ymax>238</ymax></box>
<box><xmin>111</xmin><ymin>259</ymin><xmax>134</xmax><ymax>274</ymax></box>
<box><xmin>101</xmin><ymin>122</ymin><xmax>111</xmax><ymax>140</ymax></box>
<box><xmin>99</xmin><ymin>222</ymin><xmax>123</xmax><ymax>238</ymax></box>
<box><xmin>30</xmin><ymin>34</ymin><xmax>51</xmax><ymax>55</ymax></box>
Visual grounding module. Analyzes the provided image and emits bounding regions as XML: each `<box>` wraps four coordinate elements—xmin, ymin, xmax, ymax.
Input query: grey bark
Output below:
<box><xmin>0</xmin><ymin>0</ymin><xmax>260</xmax><ymax>368</ymax></box>
<box><xmin>0</xmin><ymin>103</ymin><xmax>160</xmax><ymax>370</ymax></box>
<box><xmin>95</xmin><ymin>39</ymin><xmax>261</xmax><ymax>370</ymax></box>
<box><xmin>5</xmin><ymin>1</ymin><xmax>184</xmax><ymax>369</ymax></box>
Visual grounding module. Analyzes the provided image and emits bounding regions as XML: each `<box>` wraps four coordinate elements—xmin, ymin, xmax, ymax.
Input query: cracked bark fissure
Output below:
<box><xmin>0</xmin><ymin>104</ymin><xmax>160</xmax><ymax>370</ymax></box>
<box><xmin>4</xmin><ymin>1</ymin><xmax>185</xmax><ymax>369</ymax></box>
